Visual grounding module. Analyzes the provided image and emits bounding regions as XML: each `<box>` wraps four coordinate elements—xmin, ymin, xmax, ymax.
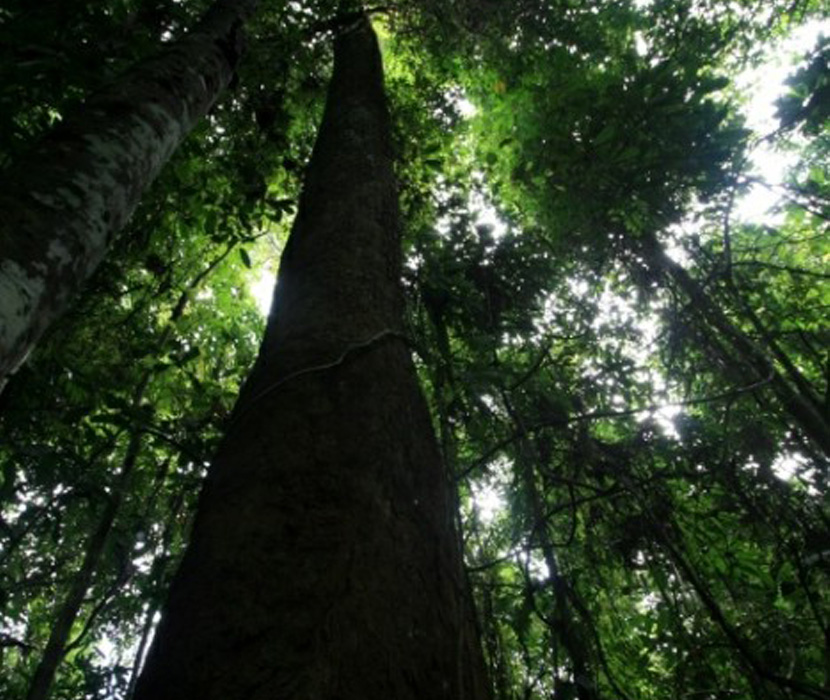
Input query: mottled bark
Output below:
<box><xmin>25</xmin><ymin>240</ymin><xmax>236</xmax><ymax>700</ymax></box>
<box><xmin>134</xmin><ymin>17</ymin><xmax>490</xmax><ymax>700</ymax></box>
<box><xmin>0</xmin><ymin>0</ymin><xmax>259</xmax><ymax>389</ymax></box>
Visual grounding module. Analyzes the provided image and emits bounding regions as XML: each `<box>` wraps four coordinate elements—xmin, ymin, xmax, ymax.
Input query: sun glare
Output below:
<box><xmin>734</xmin><ymin>20</ymin><xmax>828</xmax><ymax>223</ymax></box>
<box><xmin>249</xmin><ymin>270</ymin><xmax>275</xmax><ymax>317</ymax></box>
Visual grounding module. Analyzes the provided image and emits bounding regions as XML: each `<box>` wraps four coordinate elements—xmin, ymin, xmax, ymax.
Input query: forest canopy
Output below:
<box><xmin>0</xmin><ymin>0</ymin><xmax>828</xmax><ymax>698</ymax></box>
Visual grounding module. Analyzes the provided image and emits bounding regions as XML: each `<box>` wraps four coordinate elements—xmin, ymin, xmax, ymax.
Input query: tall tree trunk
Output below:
<box><xmin>133</xmin><ymin>16</ymin><xmax>490</xmax><ymax>700</ymax></box>
<box><xmin>0</xmin><ymin>0</ymin><xmax>259</xmax><ymax>389</ymax></box>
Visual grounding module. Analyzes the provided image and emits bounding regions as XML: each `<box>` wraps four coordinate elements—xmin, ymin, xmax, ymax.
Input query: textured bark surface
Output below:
<box><xmin>0</xmin><ymin>0</ymin><xmax>258</xmax><ymax>388</ymax></box>
<box><xmin>134</xmin><ymin>18</ymin><xmax>490</xmax><ymax>700</ymax></box>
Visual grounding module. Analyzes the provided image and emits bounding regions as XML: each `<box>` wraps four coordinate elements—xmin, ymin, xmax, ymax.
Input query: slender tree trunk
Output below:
<box><xmin>638</xmin><ymin>491</ymin><xmax>830</xmax><ymax>700</ymax></box>
<box><xmin>641</xmin><ymin>233</ymin><xmax>830</xmax><ymax>458</ymax></box>
<box><xmin>500</xmin><ymin>392</ymin><xmax>600</xmax><ymax>700</ymax></box>
<box><xmin>134</xmin><ymin>17</ymin><xmax>490</xmax><ymax>700</ymax></box>
<box><xmin>25</xmin><ymin>432</ymin><xmax>142</xmax><ymax>700</ymax></box>
<box><xmin>126</xmin><ymin>488</ymin><xmax>188</xmax><ymax>700</ymax></box>
<box><xmin>25</xmin><ymin>243</ymin><xmax>234</xmax><ymax>700</ymax></box>
<box><xmin>125</xmin><ymin>603</ymin><xmax>157</xmax><ymax>700</ymax></box>
<box><xmin>0</xmin><ymin>0</ymin><xmax>259</xmax><ymax>389</ymax></box>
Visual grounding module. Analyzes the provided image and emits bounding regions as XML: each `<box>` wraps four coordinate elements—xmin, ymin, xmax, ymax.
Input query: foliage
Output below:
<box><xmin>1</xmin><ymin>0</ymin><xmax>828</xmax><ymax>698</ymax></box>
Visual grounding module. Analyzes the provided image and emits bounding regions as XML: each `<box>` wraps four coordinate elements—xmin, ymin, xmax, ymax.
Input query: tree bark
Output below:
<box><xmin>0</xmin><ymin>0</ymin><xmax>259</xmax><ymax>390</ymax></box>
<box><xmin>133</xmin><ymin>16</ymin><xmax>490</xmax><ymax>700</ymax></box>
<box><xmin>24</xmin><ymin>241</ymin><xmax>236</xmax><ymax>700</ymax></box>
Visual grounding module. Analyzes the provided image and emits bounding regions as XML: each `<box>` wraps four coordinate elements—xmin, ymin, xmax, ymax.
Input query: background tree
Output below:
<box><xmin>0</xmin><ymin>0</ymin><xmax>259</xmax><ymax>387</ymax></box>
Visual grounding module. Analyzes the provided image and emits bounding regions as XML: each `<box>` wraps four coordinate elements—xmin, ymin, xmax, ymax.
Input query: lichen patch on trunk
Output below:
<box><xmin>0</xmin><ymin>261</ymin><xmax>45</xmax><ymax>371</ymax></box>
<box><xmin>0</xmin><ymin>0</ymin><xmax>254</xmax><ymax>386</ymax></box>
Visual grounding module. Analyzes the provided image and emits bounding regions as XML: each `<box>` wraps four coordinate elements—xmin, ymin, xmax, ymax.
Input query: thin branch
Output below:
<box><xmin>459</xmin><ymin>373</ymin><xmax>775</xmax><ymax>478</ymax></box>
<box><xmin>731</xmin><ymin>260</ymin><xmax>830</xmax><ymax>280</ymax></box>
<box><xmin>740</xmin><ymin>176</ymin><xmax>830</xmax><ymax>222</ymax></box>
<box><xmin>0</xmin><ymin>634</ymin><xmax>34</xmax><ymax>651</ymax></box>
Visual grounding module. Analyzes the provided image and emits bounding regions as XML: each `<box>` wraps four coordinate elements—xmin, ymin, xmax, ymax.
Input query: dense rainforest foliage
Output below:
<box><xmin>0</xmin><ymin>0</ymin><xmax>828</xmax><ymax>698</ymax></box>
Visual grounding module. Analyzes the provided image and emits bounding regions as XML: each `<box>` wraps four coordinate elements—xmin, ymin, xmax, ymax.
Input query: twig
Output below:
<box><xmin>0</xmin><ymin>634</ymin><xmax>34</xmax><ymax>651</ymax></box>
<box><xmin>458</xmin><ymin>372</ymin><xmax>776</xmax><ymax>478</ymax></box>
